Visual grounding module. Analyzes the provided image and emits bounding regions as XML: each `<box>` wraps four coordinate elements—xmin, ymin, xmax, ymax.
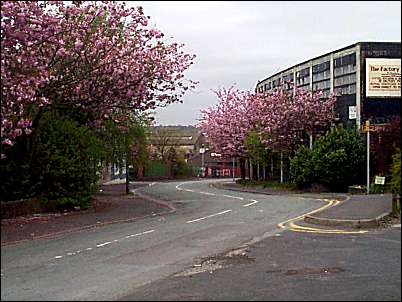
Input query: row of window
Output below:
<box><xmin>334</xmin><ymin>64</ymin><xmax>356</xmax><ymax>77</ymax></box>
<box><xmin>313</xmin><ymin>80</ymin><xmax>331</xmax><ymax>91</ymax></box>
<box><xmin>258</xmin><ymin>54</ymin><xmax>358</xmax><ymax>95</ymax></box>
<box><xmin>334</xmin><ymin>53</ymin><xmax>356</xmax><ymax>68</ymax></box>
<box><xmin>312</xmin><ymin>70</ymin><xmax>331</xmax><ymax>82</ymax></box>
<box><xmin>334</xmin><ymin>84</ymin><xmax>356</xmax><ymax>96</ymax></box>
<box><xmin>258</xmin><ymin>83</ymin><xmax>357</xmax><ymax>97</ymax></box>
<box><xmin>312</xmin><ymin>61</ymin><xmax>330</xmax><ymax>73</ymax></box>
<box><xmin>334</xmin><ymin>73</ymin><xmax>356</xmax><ymax>87</ymax></box>
<box><xmin>296</xmin><ymin>76</ymin><xmax>310</xmax><ymax>86</ymax></box>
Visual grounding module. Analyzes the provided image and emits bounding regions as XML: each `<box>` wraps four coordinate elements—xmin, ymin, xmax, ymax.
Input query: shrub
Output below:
<box><xmin>389</xmin><ymin>149</ymin><xmax>401</xmax><ymax>195</ymax></box>
<box><xmin>172</xmin><ymin>159</ymin><xmax>194</xmax><ymax>178</ymax></box>
<box><xmin>0</xmin><ymin>111</ymin><xmax>106</xmax><ymax>209</ymax></box>
<box><xmin>291</xmin><ymin>125</ymin><xmax>365</xmax><ymax>191</ymax></box>
<box><xmin>29</xmin><ymin>112</ymin><xmax>105</xmax><ymax>209</ymax></box>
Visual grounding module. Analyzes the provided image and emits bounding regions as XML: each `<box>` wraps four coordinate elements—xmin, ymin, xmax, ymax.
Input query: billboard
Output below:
<box><xmin>366</xmin><ymin>58</ymin><xmax>401</xmax><ymax>98</ymax></box>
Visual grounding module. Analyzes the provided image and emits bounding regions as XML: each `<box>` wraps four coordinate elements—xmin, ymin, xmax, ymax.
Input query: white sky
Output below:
<box><xmin>128</xmin><ymin>1</ymin><xmax>401</xmax><ymax>126</ymax></box>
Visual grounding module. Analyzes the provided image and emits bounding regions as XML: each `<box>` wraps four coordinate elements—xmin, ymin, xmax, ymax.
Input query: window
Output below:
<box><xmin>334</xmin><ymin>53</ymin><xmax>356</xmax><ymax>77</ymax></box>
<box><xmin>296</xmin><ymin>67</ymin><xmax>310</xmax><ymax>86</ymax></box>
<box><xmin>334</xmin><ymin>84</ymin><xmax>356</xmax><ymax>96</ymax></box>
<box><xmin>313</xmin><ymin>80</ymin><xmax>331</xmax><ymax>91</ymax></box>
<box><xmin>312</xmin><ymin>61</ymin><xmax>330</xmax><ymax>73</ymax></box>
<box><xmin>334</xmin><ymin>73</ymin><xmax>356</xmax><ymax>87</ymax></box>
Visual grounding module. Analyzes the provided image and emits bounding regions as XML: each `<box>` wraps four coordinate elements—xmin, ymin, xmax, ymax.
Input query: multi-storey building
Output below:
<box><xmin>255</xmin><ymin>42</ymin><xmax>401</xmax><ymax>127</ymax></box>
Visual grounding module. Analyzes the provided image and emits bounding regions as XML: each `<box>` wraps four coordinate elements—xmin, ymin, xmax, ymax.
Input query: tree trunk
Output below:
<box><xmin>239</xmin><ymin>158</ymin><xmax>246</xmax><ymax>179</ymax></box>
<box><xmin>125</xmin><ymin>157</ymin><xmax>130</xmax><ymax>195</ymax></box>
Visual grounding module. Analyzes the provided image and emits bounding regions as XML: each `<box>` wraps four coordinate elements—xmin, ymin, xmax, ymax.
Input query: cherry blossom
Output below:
<box><xmin>1</xmin><ymin>1</ymin><xmax>197</xmax><ymax>150</ymax></box>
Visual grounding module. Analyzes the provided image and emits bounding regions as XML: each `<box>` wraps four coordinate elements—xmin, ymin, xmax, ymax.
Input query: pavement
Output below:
<box><xmin>1</xmin><ymin>179</ymin><xmax>398</xmax><ymax>246</ymax></box>
<box><xmin>213</xmin><ymin>181</ymin><xmax>398</xmax><ymax>229</ymax></box>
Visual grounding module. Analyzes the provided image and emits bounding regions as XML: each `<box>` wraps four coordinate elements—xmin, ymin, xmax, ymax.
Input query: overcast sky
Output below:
<box><xmin>129</xmin><ymin>1</ymin><xmax>401</xmax><ymax>126</ymax></box>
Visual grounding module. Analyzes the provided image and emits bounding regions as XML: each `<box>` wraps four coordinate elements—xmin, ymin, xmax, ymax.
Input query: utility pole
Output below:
<box><xmin>364</xmin><ymin>120</ymin><xmax>370</xmax><ymax>195</ymax></box>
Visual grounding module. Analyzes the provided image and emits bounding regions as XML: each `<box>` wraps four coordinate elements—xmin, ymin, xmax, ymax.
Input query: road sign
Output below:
<box><xmin>348</xmin><ymin>106</ymin><xmax>357</xmax><ymax>119</ymax></box>
<box><xmin>375</xmin><ymin>176</ymin><xmax>386</xmax><ymax>185</ymax></box>
<box><xmin>199</xmin><ymin>148</ymin><xmax>205</xmax><ymax>154</ymax></box>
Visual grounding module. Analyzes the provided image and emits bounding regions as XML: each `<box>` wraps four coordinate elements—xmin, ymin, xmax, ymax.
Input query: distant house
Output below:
<box><xmin>187</xmin><ymin>149</ymin><xmax>241</xmax><ymax>178</ymax></box>
<box><xmin>148</xmin><ymin>125</ymin><xmax>207</xmax><ymax>160</ymax></box>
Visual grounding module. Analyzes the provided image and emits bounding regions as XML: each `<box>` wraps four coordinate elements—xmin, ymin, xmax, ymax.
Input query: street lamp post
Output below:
<box><xmin>232</xmin><ymin>157</ymin><xmax>235</xmax><ymax>182</ymax></box>
<box><xmin>200</xmin><ymin>145</ymin><xmax>205</xmax><ymax>177</ymax></box>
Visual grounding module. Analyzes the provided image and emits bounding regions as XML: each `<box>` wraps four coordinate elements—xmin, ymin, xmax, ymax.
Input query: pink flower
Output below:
<box><xmin>75</xmin><ymin>40</ymin><xmax>83</xmax><ymax>50</ymax></box>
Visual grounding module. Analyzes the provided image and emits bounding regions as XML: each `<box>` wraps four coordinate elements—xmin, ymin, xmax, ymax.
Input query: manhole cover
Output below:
<box><xmin>286</xmin><ymin>267</ymin><xmax>344</xmax><ymax>276</ymax></box>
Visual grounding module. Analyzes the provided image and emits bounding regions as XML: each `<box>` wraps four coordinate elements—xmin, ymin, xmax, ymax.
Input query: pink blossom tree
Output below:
<box><xmin>256</xmin><ymin>86</ymin><xmax>336</xmax><ymax>153</ymax></box>
<box><xmin>198</xmin><ymin>85</ymin><xmax>336</xmax><ymax>181</ymax></box>
<box><xmin>198</xmin><ymin>86</ymin><xmax>257</xmax><ymax>178</ymax></box>
<box><xmin>1</xmin><ymin>1</ymin><xmax>196</xmax><ymax>151</ymax></box>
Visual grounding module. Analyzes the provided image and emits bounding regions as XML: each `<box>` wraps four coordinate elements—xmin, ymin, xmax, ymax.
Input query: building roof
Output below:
<box><xmin>148</xmin><ymin>125</ymin><xmax>204</xmax><ymax>146</ymax></box>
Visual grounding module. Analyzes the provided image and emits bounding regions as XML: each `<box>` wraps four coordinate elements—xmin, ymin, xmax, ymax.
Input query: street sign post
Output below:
<box><xmin>199</xmin><ymin>147</ymin><xmax>205</xmax><ymax>177</ymax></box>
<box><xmin>364</xmin><ymin>121</ymin><xmax>370</xmax><ymax>194</ymax></box>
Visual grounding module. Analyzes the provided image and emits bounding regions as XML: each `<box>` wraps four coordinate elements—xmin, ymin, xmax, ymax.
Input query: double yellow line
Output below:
<box><xmin>278</xmin><ymin>199</ymin><xmax>368</xmax><ymax>235</ymax></box>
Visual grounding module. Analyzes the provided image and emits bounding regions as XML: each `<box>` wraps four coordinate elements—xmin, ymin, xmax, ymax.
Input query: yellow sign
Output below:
<box><xmin>366</xmin><ymin>58</ymin><xmax>401</xmax><ymax>98</ymax></box>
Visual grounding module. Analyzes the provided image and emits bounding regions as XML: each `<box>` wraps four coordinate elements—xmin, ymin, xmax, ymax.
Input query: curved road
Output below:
<box><xmin>1</xmin><ymin>179</ymin><xmax>326</xmax><ymax>301</ymax></box>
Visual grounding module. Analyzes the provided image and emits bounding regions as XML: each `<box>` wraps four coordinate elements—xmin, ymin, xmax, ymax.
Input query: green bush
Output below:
<box><xmin>0</xmin><ymin>111</ymin><xmax>105</xmax><ymax>209</ymax></box>
<box><xmin>172</xmin><ymin>159</ymin><xmax>194</xmax><ymax>178</ymax></box>
<box><xmin>291</xmin><ymin>125</ymin><xmax>365</xmax><ymax>191</ymax></box>
<box><xmin>29</xmin><ymin>112</ymin><xmax>105</xmax><ymax>208</ymax></box>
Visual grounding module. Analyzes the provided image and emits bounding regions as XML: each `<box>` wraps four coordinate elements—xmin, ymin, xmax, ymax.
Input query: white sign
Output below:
<box><xmin>374</xmin><ymin>176</ymin><xmax>385</xmax><ymax>185</ymax></box>
<box><xmin>211</xmin><ymin>152</ymin><xmax>222</xmax><ymax>157</ymax></box>
<box><xmin>348</xmin><ymin>106</ymin><xmax>357</xmax><ymax>119</ymax></box>
<box><xmin>199</xmin><ymin>148</ymin><xmax>205</xmax><ymax>154</ymax></box>
<box><xmin>366</xmin><ymin>58</ymin><xmax>401</xmax><ymax>98</ymax></box>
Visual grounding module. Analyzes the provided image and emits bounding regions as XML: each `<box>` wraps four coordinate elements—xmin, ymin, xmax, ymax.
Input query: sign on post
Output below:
<box><xmin>348</xmin><ymin>106</ymin><xmax>357</xmax><ymax>120</ymax></box>
<box><xmin>374</xmin><ymin>176</ymin><xmax>386</xmax><ymax>185</ymax></box>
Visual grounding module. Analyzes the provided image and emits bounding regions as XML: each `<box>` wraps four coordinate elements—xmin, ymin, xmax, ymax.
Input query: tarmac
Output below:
<box><xmin>213</xmin><ymin>181</ymin><xmax>398</xmax><ymax>229</ymax></box>
<box><xmin>1</xmin><ymin>179</ymin><xmax>399</xmax><ymax>246</ymax></box>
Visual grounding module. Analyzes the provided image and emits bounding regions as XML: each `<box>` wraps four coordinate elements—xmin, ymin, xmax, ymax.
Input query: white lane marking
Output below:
<box><xmin>222</xmin><ymin>194</ymin><xmax>244</xmax><ymax>200</ymax></box>
<box><xmin>185</xmin><ymin>189</ymin><xmax>195</xmax><ymax>192</ymax></box>
<box><xmin>54</xmin><ymin>256</ymin><xmax>63</xmax><ymax>259</ymax></box>
<box><xmin>186</xmin><ymin>209</ymin><xmax>232</xmax><ymax>224</ymax></box>
<box><xmin>199</xmin><ymin>192</ymin><xmax>216</xmax><ymax>196</ymax></box>
<box><xmin>124</xmin><ymin>229</ymin><xmax>155</xmax><ymax>240</ymax></box>
<box><xmin>96</xmin><ymin>241</ymin><xmax>112</xmax><ymax>248</ymax></box>
<box><xmin>243</xmin><ymin>199</ymin><xmax>259</xmax><ymax>207</ymax></box>
<box><xmin>86</xmin><ymin>247</ymin><xmax>93</xmax><ymax>251</ymax></box>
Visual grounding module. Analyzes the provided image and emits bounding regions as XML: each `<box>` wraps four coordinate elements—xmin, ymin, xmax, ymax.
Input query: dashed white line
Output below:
<box><xmin>223</xmin><ymin>194</ymin><xmax>244</xmax><ymax>200</ymax></box>
<box><xmin>243</xmin><ymin>199</ymin><xmax>259</xmax><ymax>207</ymax></box>
<box><xmin>199</xmin><ymin>192</ymin><xmax>216</xmax><ymax>196</ymax></box>
<box><xmin>186</xmin><ymin>209</ymin><xmax>233</xmax><ymax>224</ymax></box>
<box><xmin>96</xmin><ymin>241</ymin><xmax>112</xmax><ymax>248</ymax></box>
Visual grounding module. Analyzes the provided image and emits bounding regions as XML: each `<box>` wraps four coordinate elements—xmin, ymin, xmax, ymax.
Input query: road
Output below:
<box><xmin>121</xmin><ymin>225</ymin><xmax>401</xmax><ymax>301</ymax></box>
<box><xmin>1</xmin><ymin>179</ymin><xmax>326</xmax><ymax>301</ymax></box>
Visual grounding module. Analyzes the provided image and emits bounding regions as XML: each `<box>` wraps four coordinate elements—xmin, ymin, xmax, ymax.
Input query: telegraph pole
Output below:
<box><xmin>364</xmin><ymin>120</ymin><xmax>370</xmax><ymax>194</ymax></box>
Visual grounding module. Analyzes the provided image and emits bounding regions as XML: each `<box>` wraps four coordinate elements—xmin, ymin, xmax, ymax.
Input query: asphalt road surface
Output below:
<box><xmin>121</xmin><ymin>224</ymin><xmax>401</xmax><ymax>301</ymax></box>
<box><xmin>2</xmin><ymin>179</ymin><xmax>400</xmax><ymax>301</ymax></box>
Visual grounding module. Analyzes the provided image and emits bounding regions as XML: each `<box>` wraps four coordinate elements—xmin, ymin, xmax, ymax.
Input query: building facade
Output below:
<box><xmin>255</xmin><ymin>42</ymin><xmax>401</xmax><ymax>127</ymax></box>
